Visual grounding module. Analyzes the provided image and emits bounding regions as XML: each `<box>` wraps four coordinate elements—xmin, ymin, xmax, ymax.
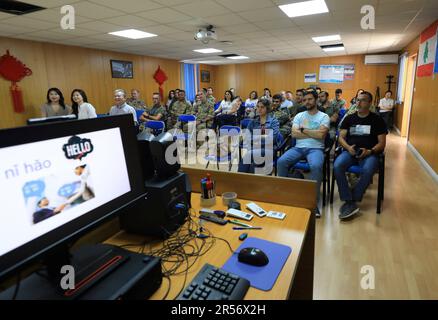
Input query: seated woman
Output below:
<box><xmin>244</xmin><ymin>91</ymin><xmax>258</xmax><ymax>119</ymax></box>
<box><xmin>238</xmin><ymin>99</ymin><xmax>280</xmax><ymax>174</ymax></box>
<box><xmin>41</xmin><ymin>88</ymin><xmax>72</xmax><ymax>117</ymax></box>
<box><xmin>214</xmin><ymin>92</ymin><xmax>240</xmax><ymax>128</ymax></box>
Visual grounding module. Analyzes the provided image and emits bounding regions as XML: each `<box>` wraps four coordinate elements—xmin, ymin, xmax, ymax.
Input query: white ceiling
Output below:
<box><xmin>0</xmin><ymin>0</ymin><xmax>436</xmax><ymax>64</ymax></box>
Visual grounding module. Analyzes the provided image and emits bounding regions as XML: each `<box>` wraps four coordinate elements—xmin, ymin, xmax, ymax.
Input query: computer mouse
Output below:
<box><xmin>238</xmin><ymin>247</ymin><xmax>269</xmax><ymax>267</ymax></box>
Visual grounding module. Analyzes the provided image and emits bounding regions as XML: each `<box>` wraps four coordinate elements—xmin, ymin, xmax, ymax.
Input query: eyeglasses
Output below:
<box><xmin>273</xmin><ymin>100</ymin><xmax>281</xmax><ymax>103</ymax></box>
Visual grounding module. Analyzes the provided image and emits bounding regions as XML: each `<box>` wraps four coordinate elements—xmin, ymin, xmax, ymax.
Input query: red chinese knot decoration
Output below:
<box><xmin>153</xmin><ymin>65</ymin><xmax>168</xmax><ymax>100</ymax></box>
<box><xmin>0</xmin><ymin>50</ymin><xmax>32</xmax><ymax>113</ymax></box>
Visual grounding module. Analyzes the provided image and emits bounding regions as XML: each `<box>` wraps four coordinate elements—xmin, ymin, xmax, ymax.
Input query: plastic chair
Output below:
<box><xmin>284</xmin><ymin>136</ymin><xmax>333</xmax><ymax>206</ymax></box>
<box><xmin>330</xmin><ymin>138</ymin><xmax>385</xmax><ymax>214</ymax></box>
<box><xmin>214</xmin><ymin>102</ymin><xmax>221</xmax><ymax>111</ymax></box>
<box><xmin>145</xmin><ymin>120</ymin><xmax>165</xmax><ymax>136</ymax></box>
<box><xmin>136</xmin><ymin>109</ymin><xmax>145</xmax><ymax>122</ymax></box>
<box><xmin>240</xmin><ymin>119</ymin><xmax>252</xmax><ymax>129</ymax></box>
<box><xmin>205</xmin><ymin>125</ymin><xmax>241</xmax><ymax>171</ymax></box>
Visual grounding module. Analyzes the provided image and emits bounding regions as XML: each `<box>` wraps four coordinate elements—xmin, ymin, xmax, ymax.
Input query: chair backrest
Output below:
<box><xmin>214</xmin><ymin>102</ymin><xmax>221</xmax><ymax>111</ymax></box>
<box><xmin>219</xmin><ymin>125</ymin><xmax>241</xmax><ymax>137</ymax></box>
<box><xmin>178</xmin><ymin>114</ymin><xmax>196</xmax><ymax>123</ymax></box>
<box><xmin>145</xmin><ymin>120</ymin><xmax>165</xmax><ymax>134</ymax></box>
<box><xmin>97</xmin><ymin>114</ymin><xmax>108</xmax><ymax>118</ymax></box>
<box><xmin>240</xmin><ymin>119</ymin><xmax>252</xmax><ymax>129</ymax></box>
<box><xmin>136</xmin><ymin>109</ymin><xmax>145</xmax><ymax>121</ymax></box>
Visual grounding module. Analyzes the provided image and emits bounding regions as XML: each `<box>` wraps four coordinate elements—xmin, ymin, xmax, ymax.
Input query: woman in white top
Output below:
<box><xmin>378</xmin><ymin>90</ymin><xmax>395</xmax><ymax>130</ymax></box>
<box><xmin>41</xmin><ymin>88</ymin><xmax>72</xmax><ymax>117</ymax></box>
<box><xmin>245</xmin><ymin>91</ymin><xmax>258</xmax><ymax>118</ymax></box>
<box><xmin>71</xmin><ymin>89</ymin><xmax>97</xmax><ymax>120</ymax></box>
<box><xmin>215</xmin><ymin>90</ymin><xmax>234</xmax><ymax>115</ymax></box>
<box><xmin>214</xmin><ymin>94</ymin><xmax>241</xmax><ymax>129</ymax></box>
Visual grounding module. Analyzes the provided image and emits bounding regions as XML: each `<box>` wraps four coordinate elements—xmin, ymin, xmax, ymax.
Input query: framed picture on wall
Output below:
<box><xmin>201</xmin><ymin>70</ymin><xmax>210</xmax><ymax>83</ymax></box>
<box><xmin>110</xmin><ymin>60</ymin><xmax>133</xmax><ymax>79</ymax></box>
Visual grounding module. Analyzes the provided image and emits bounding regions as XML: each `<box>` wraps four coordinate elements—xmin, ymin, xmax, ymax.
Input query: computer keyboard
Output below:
<box><xmin>177</xmin><ymin>263</ymin><xmax>250</xmax><ymax>300</ymax></box>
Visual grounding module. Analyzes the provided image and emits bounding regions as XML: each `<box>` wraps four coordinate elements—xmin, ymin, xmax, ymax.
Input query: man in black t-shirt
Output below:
<box><xmin>334</xmin><ymin>91</ymin><xmax>387</xmax><ymax>220</ymax></box>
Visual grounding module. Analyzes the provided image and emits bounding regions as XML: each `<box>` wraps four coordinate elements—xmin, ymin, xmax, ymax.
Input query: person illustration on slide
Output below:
<box><xmin>33</xmin><ymin>197</ymin><xmax>66</xmax><ymax>224</ymax></box>
<box><xmin>67</xmin><ymin>164</ymin><xmax>95</xmax><ymax>205</ymax></box>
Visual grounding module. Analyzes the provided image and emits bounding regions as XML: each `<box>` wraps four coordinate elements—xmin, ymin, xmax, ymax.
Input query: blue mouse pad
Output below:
<box><xmin>222</xmin><ymin>237</ymin><xmax>292</xmax><ymax>291</ymax></box>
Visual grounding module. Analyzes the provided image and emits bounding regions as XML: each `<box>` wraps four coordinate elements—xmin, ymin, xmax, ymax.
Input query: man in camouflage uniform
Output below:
<box><xmin>194</xmin><ymin>90</ymin><xmax>214</xmax><ymax>131</ymax></box>
<box><xmin>206</xmin><ymin>87</ymin><xmax>216</xmax><ymax>105</ymax></box>
<box><xmin>139</xmin><ymin>93</ymin><xmax>166</xmax><ymax>132</ymax></box>
<box><xmin>318</xmin><ymin>91</ymin><xmax>340</xmax><ymax>140</ymax></box>
<box><xmin>167</xmin><ymin>89</ymin><xmax>193</xmax><ymax>129</ymax></box>
<box><xmin>271</xmin><ymin>94</ymin><xmax>291</xmax><ymax>139</ymax></box>
<box><xmin>126</xmin><ymin>89</ymin><xmax>146</xmax><ymax>110</ymax></box>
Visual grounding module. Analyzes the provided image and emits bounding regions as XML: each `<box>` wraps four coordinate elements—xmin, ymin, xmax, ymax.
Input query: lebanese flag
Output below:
<box><xmin>417</xmin><ymin>20</ymin><xmax>438</xmax><ymax>77</ymax></box>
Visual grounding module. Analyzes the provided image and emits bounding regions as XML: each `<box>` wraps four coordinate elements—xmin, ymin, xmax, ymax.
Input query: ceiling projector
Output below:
<box><xmin>194</xmin><ymin>25</ymin><xmax>217</xmax><ymax>44</ymax></box>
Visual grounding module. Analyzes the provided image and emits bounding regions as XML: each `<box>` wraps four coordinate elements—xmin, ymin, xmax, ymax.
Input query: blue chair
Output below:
<box><xmin>145</xmin><ymin>120</ymin><xmax>165</xmax><ymax>136</ymax></box>
<box><xmin>136</xmin><ymin>109</ymin><xmax>145</xmax><ymax>122</ymax></box>
<box><xmin>284</xmin><ymin>136</ymin><xmax>332</xmax><ymax>206</ymax></box>
<box><xmin>330</xmin><ymin>140</ymin><xmax>385</xmax><ymax>214</ymax></box>
<box><xmin>173</xmin><ymin>115</ymin><xmax>197</xmax><ymax>156</ymax></box>
<box><xmin>240</xmin><ymin>119</ymin><xmax>252</xmax><ymax>129</ymax></box>
<box><xmin>214</xmin><ymin>102</ymin><xmax>221</xmax><ymax>111</ymax></box>
<box><xmin>206</xmin><ymin>125</ymin><xmax>241</xmax><ymax>171</ymax></box>
<box><xmin>97</xmin><ymin>114</ymin><xmax>108</xmax><ymax>118</ymax></box>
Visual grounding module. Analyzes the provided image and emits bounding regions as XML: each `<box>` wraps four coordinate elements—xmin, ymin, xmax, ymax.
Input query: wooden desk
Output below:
<box><xmin>105</xmin><ymin>193</ymin><xmax>312</xmax><ymax>300</ymax></box>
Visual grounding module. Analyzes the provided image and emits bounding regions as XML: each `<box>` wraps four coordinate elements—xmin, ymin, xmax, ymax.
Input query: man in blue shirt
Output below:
<box><xmin>277</xmin><ymin>90</ymin><xmax>330</xmax><ymax>218</ymax></box>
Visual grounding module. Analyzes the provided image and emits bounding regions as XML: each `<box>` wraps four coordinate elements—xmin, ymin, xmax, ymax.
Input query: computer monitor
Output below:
<box><xmin>0</xmin><ymin>114</ymin><xmax>144</xmax><ymax>281</ymax></box>
<box><xmin>27</xmin><ymin>114</ymin><xmax>77</xmax><ymax>125</ymax></box>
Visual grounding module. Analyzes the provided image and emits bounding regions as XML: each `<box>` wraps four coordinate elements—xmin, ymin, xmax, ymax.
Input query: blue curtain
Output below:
<box><xmin>183</xmin><ymin>63</ymin><xmax>196</xmax><ymax>103</ymax></box>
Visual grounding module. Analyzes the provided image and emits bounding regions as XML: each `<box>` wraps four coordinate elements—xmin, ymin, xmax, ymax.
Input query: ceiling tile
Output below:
<box><xmin>89</xmin><ymin>0</ymin><xmax>163</xmax><ymax>13</ymax></box>
<box><xmin>136</xmin><ymin>7</ymin><xmax>192</xmax><ymax>23</ymax></box>
<box><xmin>70</xmin><ymin>2</ymin><xmax>125</xmax><ymax>19</ymax></box>
<box><xmin>102</xmin><ymin>15</ymin><xmax>159</xmax><ymax>28</ymax></box>
<box><xmin>173</xmin><ymin>0</ymin><xmax>230</xmax><ymax>18</ymax></box>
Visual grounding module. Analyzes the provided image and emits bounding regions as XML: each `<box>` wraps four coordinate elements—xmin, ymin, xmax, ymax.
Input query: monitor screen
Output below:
<box><xmin>0</xmin><ymin>115</ymin><xmax>144</xmax><ymax>279</ymax></box>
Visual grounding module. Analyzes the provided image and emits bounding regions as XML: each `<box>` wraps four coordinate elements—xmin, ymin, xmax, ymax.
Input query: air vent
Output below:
<box><xmin>0</xmin><ymin>0</ymin><xmax>46</xmax><ymax>15</ymax></box>
<box><xmin>219</xmin><ymin>54</ymin><xmax>239</xmax><ymax>58</ymax></box>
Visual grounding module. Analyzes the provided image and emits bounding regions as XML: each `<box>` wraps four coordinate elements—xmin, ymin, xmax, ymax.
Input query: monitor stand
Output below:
<box><xmin>0</xmin><ymin>244</ymin><xmax>162</xmax><ymax>300</ymax></box>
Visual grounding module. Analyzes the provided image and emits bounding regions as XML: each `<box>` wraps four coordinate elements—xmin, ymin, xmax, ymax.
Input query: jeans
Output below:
<box><xmin>277</xmin><ymin>147</ymin><xmax>325</xmax><ymax>203</ymax></box>
<box><xmin>238</xmin><ymin>148</ymin><xmax>274</xmax><ymax>175</ymax></box>
<box><xmin>334</xmin><ymin>151</ymin><xmax>379</xmax><ymax>202</ymax></box>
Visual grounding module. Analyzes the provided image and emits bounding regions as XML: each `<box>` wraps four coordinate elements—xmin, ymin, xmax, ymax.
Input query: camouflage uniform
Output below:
<box><xmin>271</xmin><ymin>108</ymin><xmax>291</xmax><ymax>139</ymax></box>
<box><xmin>126</xmin><ymin>98</ymin><xmax>146</xmax><ymax>110</ymax></box>
<box><xmin>167</xmin><ymin>100</ymin><xmax>193</xmax><ymax>129</ymax></box>
<box><xmin>207</xmin><ymin>95</ymin><xmax>216</xmax><ymax>105</ymax></box>
<box><xmin>288</xmin><ymin>103</ymin><xmax>303</xmax><ymax>119</ymax></box>
<box><xmin>330</xmin><ymin>98</ymin><xmax>346</xmax><ymax>111</ymax></box>
<box><xmin>319</xmin><ymin>102</ymin><xmax>340</xmax><ymax>139</ymax></box>
<box><xmin>194</xmin><ymin>100</ymin><xmax>214</xmax><ymax>131</ymax></box>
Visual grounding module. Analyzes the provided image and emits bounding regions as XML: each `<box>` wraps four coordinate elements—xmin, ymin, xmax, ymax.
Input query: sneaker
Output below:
<box><xmin>340</xmin><ymin>202</ymin><xmax>350</xmax><ymax>215</ymax></box>
<box><xmin>313</xmin><ymin>207</ymin><xmax>321</xmax><ymax>219</ymax></box>
<box><xmin>339</xmin><ymin>202</ymin><xmax>359</xmax><ymax>220</ymax></box>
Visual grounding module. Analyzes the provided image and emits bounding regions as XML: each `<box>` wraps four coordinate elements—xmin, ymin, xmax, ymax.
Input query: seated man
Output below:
<box><xmin>331</xmin><ymin>88</ymin><xmax>346</xmax><ymax>111</ymax></box>
<box><xmin>288</xmin><ymin>89</ymin><xmax>305</xmax><ymax>119</ymax></box>
<box><xmin>140</xmin><ymin>93</ymin><xmax>166</xmax><ymax>133</ymax></box>
<box><xmin>193</xmin><ymin>90</ymin><xmax>215</xmax><ymax>131</ymax></box>
<box><xmin>206</xmin><ymin>87</ymin><xmax>216</xmax><ymax>105</ymax></box>
<box><xmin>167</xmin><ymin>89</ymin><xmax>193</xmax><ymax>129</ymax></box>
<box><xmin>126</xmin><ymin>89</ymin><xmax>146</xmax><ymax>110</ymax></box>
<box><xmin>280</xmin><ymin>90</ymin><xmax>293</xmax><ymax>110</ymax></box>
<box><xmin>334</xmin><ymin>91</ymin><xmax>387</xmax><ymax>220</ymax></box>
<box><xmin>271</xmin><ymin>94</ymin><xmax>291</xmax><ymax>139</ymax></box>
<box><xmin>318</xmin><ymin>91</ymin><xmax>340</xmax><ymax>141</ymax></box>
<box><xmin>277</xmin><ymin>90</ymin><xmax>330</xmax><ymax>218</ymax></box>
<box><xmin>109</xmin><ymin>89</ymin><xmax>138</xmax><ymax>125</ymax></box>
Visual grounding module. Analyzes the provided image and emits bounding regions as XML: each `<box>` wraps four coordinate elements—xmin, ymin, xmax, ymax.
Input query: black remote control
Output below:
<box><xmin>199</xmin><ymin>213</ymin><xmax>228</xmax><ymax>225</ymax></box>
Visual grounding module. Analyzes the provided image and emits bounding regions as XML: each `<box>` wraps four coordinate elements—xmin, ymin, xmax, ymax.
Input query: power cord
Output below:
<box><xmin>11</xmin><ymin>273</ymin><xmax>21</xmax><ymax>300</ymax></box>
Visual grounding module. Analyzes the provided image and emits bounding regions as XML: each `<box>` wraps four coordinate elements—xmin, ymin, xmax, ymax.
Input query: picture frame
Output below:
<box><xmin>201</xmin><ymin>70</ymin><xmax>210</xmax><ymax>83</ymax></box>
<box><xmin>110</xmin><ymin>60</ymin><xmax>133</xmax><ymax>79</ymax></box>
